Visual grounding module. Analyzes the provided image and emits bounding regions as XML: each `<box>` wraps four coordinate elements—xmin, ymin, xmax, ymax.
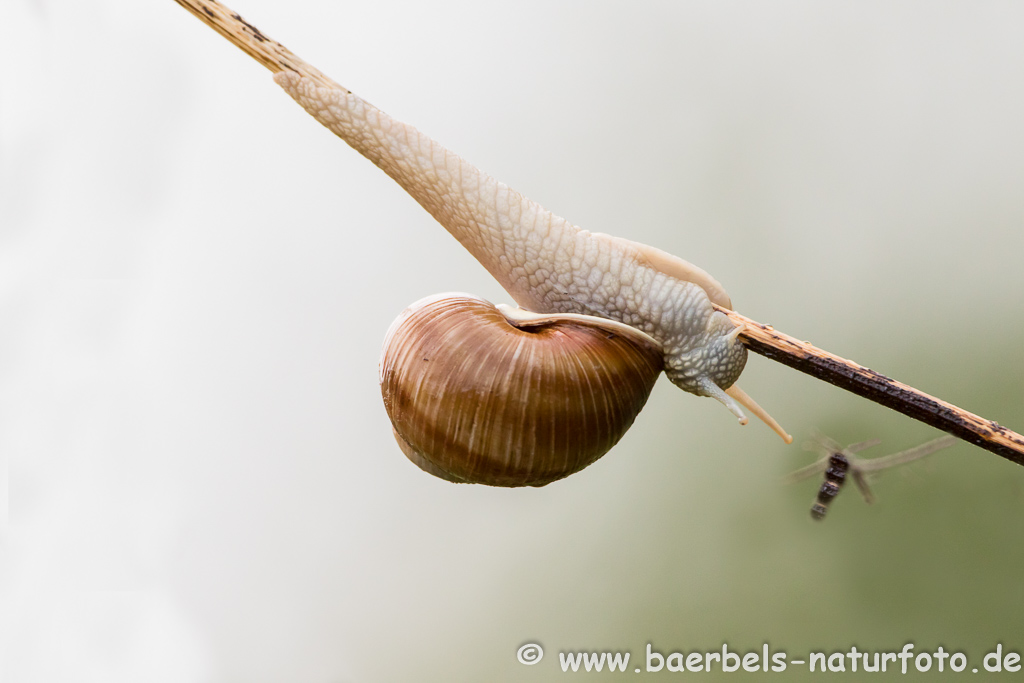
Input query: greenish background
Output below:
<box><xmin>4</xmin><ymin>1</ymin><xmax>1022</xmax><ymax>680</ymax></box>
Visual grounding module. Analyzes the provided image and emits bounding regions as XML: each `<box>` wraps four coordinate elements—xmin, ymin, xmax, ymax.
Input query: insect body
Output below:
<box><xmin>787</xmin><ymin>435</ymin><xmax>956</xmax><ymax>520</ymax></box>
<box><xmin>812</xmin><ymin>452</ymin><xmax>850</xmax><ymax>520</ymax></box>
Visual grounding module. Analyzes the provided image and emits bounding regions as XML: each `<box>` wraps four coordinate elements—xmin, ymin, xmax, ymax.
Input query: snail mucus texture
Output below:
<box><xmin>379</xmin><ymin>294</ymin><xmax>665</xmax><ymax>487</ymax></box>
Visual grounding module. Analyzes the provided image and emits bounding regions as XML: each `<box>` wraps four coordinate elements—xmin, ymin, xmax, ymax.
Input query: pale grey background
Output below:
<box><xmin>3</xmin><ymin>1</ymin><xmax>1023</xmax><ymax>681</ymax></box>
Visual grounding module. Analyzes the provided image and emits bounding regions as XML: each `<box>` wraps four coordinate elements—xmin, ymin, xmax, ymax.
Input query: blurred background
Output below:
<box><xmin>3</xmin><ymin>0</ymin><xmax>1023</xmax><ymax>680</ymax></box>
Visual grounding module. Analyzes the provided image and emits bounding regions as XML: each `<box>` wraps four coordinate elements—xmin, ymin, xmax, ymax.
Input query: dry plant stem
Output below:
<box><xmin>718</xmin><ymin>307</ymin><xmax>1024</xmax><ymax>467</ymax></box>
<box><xmin>171</xmin><ymin>0</ymin><xmax>342</xmax><ymax>89</ymax></box>
<box><xmin>172</xmin><ymin>0</ymin><xmax>1024</xmax><ymax>468</ymax></box>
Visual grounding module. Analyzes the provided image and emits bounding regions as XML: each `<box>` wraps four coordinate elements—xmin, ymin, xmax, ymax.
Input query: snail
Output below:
<box><xmin>273</xmin><ymin>71</ymin><xmax>793</xmax><ymax>486</ymax></box>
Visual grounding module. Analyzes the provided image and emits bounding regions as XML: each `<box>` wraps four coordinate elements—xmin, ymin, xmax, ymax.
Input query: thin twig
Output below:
<box><xmin>718</xmin><ymin>307</ymin><xmax>1024</xmax><ymax>467</ymax></box>
<box><xmin>170</xmin><ymin>0</ymin><xmax>341</xmax><ymax>89</ymax></box>
<box><xmin>171</xmin><ymin>0</ymin><xmax>1024</xmax><ymax>468</ymax></box>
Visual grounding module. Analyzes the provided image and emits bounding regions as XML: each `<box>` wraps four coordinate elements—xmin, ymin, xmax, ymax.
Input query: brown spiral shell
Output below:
<box><xmin>379</xmin><ymin>294</ymin><xmax>665</xmax><ymax>487</ymax></box>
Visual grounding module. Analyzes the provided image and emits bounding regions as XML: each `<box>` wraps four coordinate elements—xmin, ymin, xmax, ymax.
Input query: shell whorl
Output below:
<box><xmin>379</xmin><ymin>294</ymin><xmax>664</xmax><ymax>487</ymax></box>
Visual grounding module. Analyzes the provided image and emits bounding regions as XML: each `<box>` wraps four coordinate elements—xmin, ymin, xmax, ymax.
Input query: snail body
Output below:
<box><xmin>275</xmin><ymin>72</ymin><xmax>747</xmax><ymax>409</ymax></box>
<box><xmin>273</xmin><ymin>71</ymin><xmax>791</xmax><ymax>485</ymax></box>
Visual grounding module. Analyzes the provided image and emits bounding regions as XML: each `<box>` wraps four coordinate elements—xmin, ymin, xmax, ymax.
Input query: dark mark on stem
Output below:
<box><xmin>231</xmin><ymin>12</ymin><xmax>269</xmax><ymax>43</ymax></box>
